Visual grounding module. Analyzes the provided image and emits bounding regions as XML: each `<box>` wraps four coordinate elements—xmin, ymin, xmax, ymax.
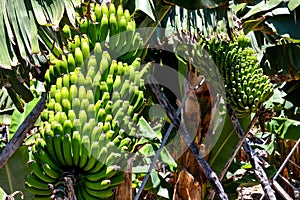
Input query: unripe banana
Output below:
<box><xmin>25</xmin><ymin>182</ymin><xmax>51</xmax><ymax>196</ymax></box>
<box><xmin>71</xmin><ymin>130</ymin><xmax>81</xmax><ymax>166</ymax></box>
<box><xmin>80</xmin><ymin>98</ymin><xmax>90</xmax><ymax>111</ymax></box>
<box><xmin>85</xmin><ymin>179</ymin><xmax>111</xmax><ymax>191</ymax></box>
<box><xmin>78</xmin><ymin>85</ymin><xmax>87</xmax><ymax>100</ymax></box>
<box><xmin>74</xmin><ymin>47</ymin><xmax>84</xmax><ymax>68</ymax></box>
<box><xmin>95</xmin><ymin>3</ymin><xmax>102</xmax><ymax>22</ymax></box>
<box><xmin>41</xmin><ymin>163</ymin><xmax>60</xmax><ymax>179</ymax></box>
<box><xmin>79</xmin><ymin>135</ymin><xmax>90</xmax><ymax>168</ymax></box>
<box><xmin>27</xmin><ymin>161</ymin><xmax>55</xmax><ymax>183</ymax></box>
<box><xmin>101</xmin><ymin>3</ymin><xmax>109</xmax><ymax>17</ymax></box>
<box><xmin>99</xmin><ymin>54</ymin><xmax>109</xmax><ymax>80</ymax></box>
<box><xmin>72</xmin><ymin>98</ymin><xmax>81</xmax><ymax>114</ymax></box>
<box><xmin>84</xmin><ymin>76</ymin><xmax>93</xmax><ymax>91</ymax></box>
<box><xmin>83</xmin><ymin>141</ymin><xmax>99</xmax><ymax>172</ymax></box>
<box><xmin>116</xmin><ymin>5</ymin><xmax>123</xmax><ymax>22</ymax></box>
<box><xmin>87</xmin><ymin>104</ymin><xmax>96</xmax><ymax>119</ymax></box>
<box><xmin>93</xmin><ymin>42</ymin><xmax>103</xmax><ymax>67</ymax></box>
<box><xmin>53</xmin><ymin>134</ymin><xmax>66</xmax><ymax>165</ymax></box>
<box><xmin>99</xmin><ymin>14</ymin><xmax>109</xmax><ymax>42</ymax></box>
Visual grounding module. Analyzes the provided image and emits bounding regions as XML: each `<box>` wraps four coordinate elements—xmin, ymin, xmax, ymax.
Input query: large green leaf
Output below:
<box><xmin>264</xmin><ymin>13</ymin><xmax>300</xmax><ymax>41</ymax></box>
<box><xmin>288</xmin><ymin>0</ymin><xmax>300</xmax><ymax>11</ymax></box>
<box><xmin>164</xmin><ymin>0</ymin><xmax>229</xmax><ymax>10</ymax></box>
<box><xmin>0</xmin><ymin>0</ymin><xmax>77</xmax><ymax>111</ymax></box>
<box><xmin>135</xmin><ymin>0</ymin><xmax>156</xmax><ymax>21</ymax></box>
<box><xmin>241</xmin><ymin>0</ymin><xmax>283</xmax><ymax>20</ymax></box>
<box><xmin>9</xmin><ymin>97</ymin><xmax>41</xmax><ymax>138</ymax></box>
<box><xmin>163</xmin><ymin>5</ymin><xmax>232</xmax><ymax>37</ymax></box>
<box><xmin>0</xmin><ymin>88</ymin><xmax>14</xmax><ymax>125</ymax></box>
<box><xmin>0</xmin><ymin>0</ymin><xmax>76</xmax><ymax>69</ymax></box>
<box><xmin>209</xmin><ymin>113</ymin><xmax>251</xmax><ymax>175</ymax></box>
<box><xmin>261</xmin><ymin>44</ymin><xmax>300</xmax><ymax>82</ymax></box>
<box><xmin>265</xmin><ymin>117</ymin><xmax>300</xmax><ymax>140</ymax></box>
<box><xmin>0</xmin><ymin>146</ymin><xmax>33</xmax><ymax>200</ymax></box>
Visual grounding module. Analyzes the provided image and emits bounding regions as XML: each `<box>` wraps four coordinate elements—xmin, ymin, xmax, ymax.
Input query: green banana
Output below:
<box><xmin>99</xmin><ymin>14</ymin><xmax>109</xmax><ymax>42</ymax></box>
<box><xmin>27</xmin><ymin>161</ymin><xmax>55</xmax><ymax>183</ymax></box>
<box><xmin>87</xmin><ymin>104</ymin><xmax>96</xmax><ymax>119</ymax></box>
<box><xmin>85</xmin><ymin>179</ymin><xmax>111</xmax><ymax>191</ymax></box>
<box><xmin>83</xmin><ymin>141</ymin><xmax>99</xmax><ymax>172</ymax></box>
<box><xmin>75</xmin><ymin>47</ymin><xmax>84</xmax><ymax>68</ymax></box>
<box><xmin>79</xmin><ymin>135</ymin><xmax>90</xmax><ymax>168</ymax></box>
<box><xmin>67</xmin><ymin>53</ymin><xmax>76</xmax><ymax>72</ymax></box>
<box><xmin>84</xmin><ymin>165</ymin><xmax>119</xmax><ymax>182</ymax></box>
<box><xmin>95</xmin><ymin>3</ymin><xmax>102</xmax><ymax>22</ymax></box>
<box><xmin>89</xmin><ymin>147</ymin><xmax>107</xmax><ymax>174</ymax></box>
<box><xmin>106</xmin><ymin>152</ymin><xmax>122</xmax><ymax>166</ymax></box>
<box><xmin>72</xmin><ymin>131</ymin><xmax>81</xmax><ymax>166</ymax></box>
<box><xmin>25</xmin><ymin>174</ymin><xmax>49</xmax><ymax>190</ymax></box>
<box><xmin>53</xmin><ymin>134</ymin><xmax>66</xmax><ymax>166</ymax></box>
<box><xmin>85</xmin><ymin>186</ymin><xmax>114</xmax><ymax>199</ymax></box>
<box><xmin>93</xmin><ymin>42</ymin><xmax>102</xmax><ymax>67</ymax></box>
<box><xmin>41</xmin><ymin>163</ymin><xmax>60</xmax><ymax>179</ymax></box>
<box><xmin>25</xmin><ymin>182</ymin><xmax>51</xmax><ymax>196</ymax></box>
<box><xmin>62</xmin><ymin>74</ymin><xmax>70</xmax><ymax>89</ymax></box>
<box><xmin>62</xmin><ymin>133</ymin><xmax>73</xmax><ymax>166</ymax></box>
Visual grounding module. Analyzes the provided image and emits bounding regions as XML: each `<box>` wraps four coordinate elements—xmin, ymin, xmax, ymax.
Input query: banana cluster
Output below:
<box><xmin>195</xmin><ymin>35</ymin><xmax>273</xmax><ymax>118</ymax></box>
<box><xmin>63</xmin><ymin>2</ymin><xmax>146</xmax><ymax>64</ymax></box>
<box><xmin>28</xmin><ymin>31</ymin><xmax>150</xmax><ymax>199</ymax></box>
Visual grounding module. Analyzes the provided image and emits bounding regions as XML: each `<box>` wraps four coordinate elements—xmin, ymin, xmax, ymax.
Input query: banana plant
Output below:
<box><xmin>232</xmin><ymin>0</ymin><xmax>300</xmax><ymax>82</ymax></box>
<box><xmin>0</xmin><ymin>0</ymin><xmax>77</xmax><ymax>112</ymax></box>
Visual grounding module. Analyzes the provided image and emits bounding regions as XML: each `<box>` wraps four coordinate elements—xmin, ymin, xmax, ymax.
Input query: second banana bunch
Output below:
<box><xmin>193</xmin><ymin>34</ymin><xmax>273</xmax><ymax>118</ymax></box>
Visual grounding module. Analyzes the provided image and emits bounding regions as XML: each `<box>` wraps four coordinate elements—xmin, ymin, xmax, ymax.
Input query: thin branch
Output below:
<box><xmin>209</xmin><ymin>109</ymin><xmax>260</xmax><ymax>200</ymax></box>
<box><xmin>227</xmin><ymin>107</ymin><xmax>276</xmax><ymax>200</ymax></box>
<box><xmin>146</xmin><ymin>75</ymin><xmax>229</xmax><ymax>200</ymax></box>
<box><xmin>220</xmin><ymin>110</ymin><xmax>260</xmax><ymax>180</ymax></box>
<box><xmin>0</xmin><ymin>92</ymin><xmax>47</xmax><ymax>170</ymax></box>
<box><xmin>134</xmin><ymin>96</ymin><xmax>185</xmax><ymax>200</ymax></box>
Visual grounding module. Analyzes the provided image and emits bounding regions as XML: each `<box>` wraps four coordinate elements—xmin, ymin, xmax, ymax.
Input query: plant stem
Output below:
<box><xmin>0</xmin><ymin>92</ymin><xmax>47</xmax><ymax>170</ymax></box>
<box><xmin>146</xmin><ymin>75</ymin><xmax>229</xmax><ymax>200</ymax></box>
<box><xmin>227</xmin><ymin>107</ymin><xmax>276</xmax><ymax>200</ymax></box>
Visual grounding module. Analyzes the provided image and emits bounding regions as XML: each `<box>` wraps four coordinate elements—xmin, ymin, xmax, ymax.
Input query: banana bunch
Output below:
<box><xmin>67</xmin><ymin>2</ymin><xmax>146</xmax><ymax>64</ymax></box>
<box><xmin>194</xmin><ymin>35</ymin><xmax>273</xmax><ymax>118</ymax></box>
<box><xmin>29</xmin><ymin>32</ymin><xmax>150</xmax><ymax>198</ymax></box>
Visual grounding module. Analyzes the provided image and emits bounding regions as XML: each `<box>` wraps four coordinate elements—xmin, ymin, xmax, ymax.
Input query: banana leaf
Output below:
<box><xmin>0</xmin><ymin>146</ymin><xmax>33</xmax><ymax>200</ymax></box>
<box><xmin>0</xmin><ymin>0</ymin><xmax>76</xmax><ymax>111</ymax></box>
<box><xmin>236</xmin><ymin>0</ymin><xmax>300</xmax><ymax>41</ymax></box>
<box><xmin>162</xmin><ymin>4</ymin><xmax>234</xmax><ymax>38</ymax></box>
<box><xmin>261</xmin><ymin>44</ymin><xmax>300</xmax><ymax>82</ymax></box>
<box><xmin>164</xmin><ymin>0</ymin><xmax>230</xmax><ymax>10</ymax></box>
<box><xmin>0</xmin><ymin>88</ymin><xmax>14</xmax><ymax>125</ymax></box>
<box><xmin>0</xmin><ymin>0</ymin><xmax>76</xmax><ymax>69</ymax></box>
<box><xmin>209</xmin><ymin>113</ymin><xmax>251</xmax><ymax>175</ymax></box>
<box><xmin>265</xmin><ymin>117</ymin><xmax>300</xmax><ymax>140</ymax></box>
<box><xmin>9</xmin><ymin>97</ymin><xmax>41</xmax><ymax>139</ymax></box>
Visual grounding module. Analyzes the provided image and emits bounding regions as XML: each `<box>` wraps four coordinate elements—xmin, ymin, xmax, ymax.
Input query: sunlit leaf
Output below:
<box><xmin>209</xmin><ymin>113</ymin><xmax>251</xmax><ymax>175</ymax></box>
<box><xmin>135</xmin><ymin>0</ymin><xmax>156</xmax><ymax>21</ymax></box>
<box><xmin>241</xmin><ymin>0</ymin><xmax>283</xmax><ymax>20</ymax></box>
<box><xmin>150</xmin><ymin>170</ymin><xmax>160</xmax><ymax>188</ymax></box>
<box><xmin>242</xmin><ymin>17</ymin><xmax>265</xmax><ymax>34</ymax></box>
<box><xmin>288</xmin><ymin>0</ymin><xmax>300</xmax><ymax>11</ymax></box>
<box><xmin>265</xmin><ymin>117</ymin><xmax>300</xmax><ymax>140</ymax></box>
<box><xmin>63</xmin><ymin>0</ymin><xmax>77</xmax><ymax>27</ymax></box>
<box><xmin>0</xmin><ymin>187</ymin><xmax>7</xmax><ymax>200</ymax></box>
<box><xmin>164</xmin><ymin>0</ymin><xmax>229</xmax><ymax>10</ymax></box>
<box><xmin>9</xmin><ymin>97</ymin><xmax>41</xmax><ymax>139</ymax></box>
<box><xmin>0</xmin><ymin>146</ymin><xmax>33</xmax><ymax>199</ymax></box>
<box><xmin>138</xmin><ymin>117</ymin><xmax>157</xmax><ymax>140</ymax></box>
